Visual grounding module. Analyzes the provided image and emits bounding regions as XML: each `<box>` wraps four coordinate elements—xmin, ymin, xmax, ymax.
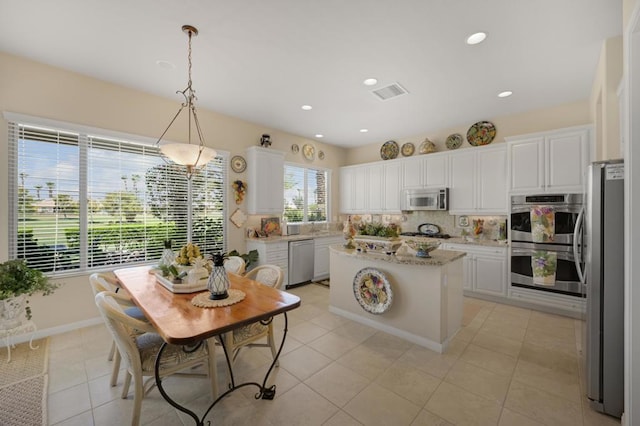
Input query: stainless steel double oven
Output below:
<box><xmin>510</xmin><ymin>193</ymin><xmax>584</xmax><ymax>297</ymax></box>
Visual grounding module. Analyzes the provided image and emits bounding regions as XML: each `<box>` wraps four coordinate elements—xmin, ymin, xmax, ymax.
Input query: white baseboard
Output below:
<box><xmin>0</xmin><ymin>317</ymin><xmax>104</xmax><ymax>347</ymax></box>
<box><xmin>329</xmin><ymin>305</ymin><xmax>448</xmax><ymax>353</ymax></box>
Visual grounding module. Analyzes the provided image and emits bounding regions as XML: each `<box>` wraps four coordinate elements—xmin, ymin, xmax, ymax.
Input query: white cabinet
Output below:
<box><xmin>449</xmin><ymin>145</ymin><xmax>507</xmax><ymax>214</ymax></box>
<box><xmin>313</xmin><ymin>236</ymin><xmax>344</xmax><ymax>281</ymax></box>
<box><xmin>423</xmin><ymin>155</ymin><xmax>449</xmax><ymax>188</ymax></box>
<box><xmin>507</xmin><ymin>126</ymin><xmax>591</xmax><ymax>194</ymax></box>
<box><xmin>402</xmin><ymin>157</ymin><xmax>423</xmax><ymax>188</ymax></box>
<box><xmin>441</xmin><ymin>243</ymin><xmax>508</xmax><ymax>297</ymax></box>
<box><xmin>246</xmin><ymin>147</ymin><xmax>285</xmax><ymax>215</ymax></box>
<box><xmin>340</xmin><ymin>162</ymin><xmax>403</xmax><ymax>214</ymax></box>
<box><xmin>383</xmin><ymin>162</ymin><xmax>403</xmax><ymax>212</ymax></box>
<box><xmin>246</xmin><ymin>240</ymin><xmax>289</xmax><ymax>287</ymax></box>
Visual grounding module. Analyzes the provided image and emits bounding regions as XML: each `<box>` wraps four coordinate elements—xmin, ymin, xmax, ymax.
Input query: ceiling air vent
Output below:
<box><xmin>371</xmin><ymin>82</ymin><xmax>408</xmax><ymax>101</ymax></box>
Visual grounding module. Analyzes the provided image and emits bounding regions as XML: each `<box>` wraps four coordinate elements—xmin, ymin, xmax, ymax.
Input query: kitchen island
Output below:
<box><xmin>329</xmin><ymin>245</ymin><xmax>465</xmax><ymax>353</ymax></box>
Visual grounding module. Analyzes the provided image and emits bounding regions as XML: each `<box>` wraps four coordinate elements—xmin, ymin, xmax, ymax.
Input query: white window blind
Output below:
<box><xmin>8</xmin><ymin>121</ymin><xmax>227</xmax><ymax>275</ymax></box>
<box><xmin>283</xmin><ymin>164</ymin><xmax>329</xmax><ymax>223</ymax></box>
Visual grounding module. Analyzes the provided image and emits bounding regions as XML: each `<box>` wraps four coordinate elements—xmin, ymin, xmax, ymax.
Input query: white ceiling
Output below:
<box><xmin>0</xmin><ymin>0</ymin><xmax>622</xmax><ymax>148</ymax></box>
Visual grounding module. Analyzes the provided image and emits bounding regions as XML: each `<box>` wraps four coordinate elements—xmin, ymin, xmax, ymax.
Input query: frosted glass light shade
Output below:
<box><xmin>160</xmin><ymin>143</ymin><xmax>217</xmax><ymax>167</ymax></box>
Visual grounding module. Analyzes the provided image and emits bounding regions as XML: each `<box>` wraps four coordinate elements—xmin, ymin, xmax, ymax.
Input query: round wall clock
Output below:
<box><xmin>230</xmin><ymin>155</ymin><xmax>246</xmax><ymax>173</ymax></box>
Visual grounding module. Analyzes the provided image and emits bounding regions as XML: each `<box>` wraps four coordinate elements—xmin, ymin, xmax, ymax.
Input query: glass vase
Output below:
<box><xmin>159</xmin><ymin>239</ymin><xmax>175</xmax><ymax>267</ymax></box>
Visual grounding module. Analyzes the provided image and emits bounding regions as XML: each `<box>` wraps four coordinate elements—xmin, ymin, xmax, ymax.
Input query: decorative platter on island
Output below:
<box><xmin>353</xmin><ymin>267</ymin><xmax>393</xmax><ymax>314</ymax></box>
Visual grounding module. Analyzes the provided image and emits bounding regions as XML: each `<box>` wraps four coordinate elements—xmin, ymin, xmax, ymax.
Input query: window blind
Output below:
<box><xmin>8</xmin><ymin>121</ymin><xmax>227</xmax><ymax>275</ymax></box>
<box><xmin>283</xmin><ymin>164</ymin><xmax>329</xmax><ymax>223</ymax></box>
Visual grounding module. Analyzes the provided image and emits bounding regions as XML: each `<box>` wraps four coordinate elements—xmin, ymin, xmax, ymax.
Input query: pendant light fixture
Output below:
<box><xmin>156</xmin><ymin>25</ymin><xmax>216</xmax><ymax>179</ymax></box>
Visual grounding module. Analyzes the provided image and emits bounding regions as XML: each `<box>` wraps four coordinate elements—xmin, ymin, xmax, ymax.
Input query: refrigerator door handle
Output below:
<box><xmin>573</xmin><ymin>206</ymin><xmax>585</xmax><ymax>284</ymax></box>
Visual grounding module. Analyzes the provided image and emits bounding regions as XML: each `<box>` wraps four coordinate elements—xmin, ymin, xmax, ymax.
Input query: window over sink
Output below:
<box><xmin>283</xmin><ymin>164</ymin><xmax>330</xmax><ymax>223</ymax></box>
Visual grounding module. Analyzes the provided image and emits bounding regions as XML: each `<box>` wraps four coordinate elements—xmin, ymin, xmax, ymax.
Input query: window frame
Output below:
<box><xmin>283</xmin><ymin>161</ymin><xmax>331</xmax><ymax>224</ymax></box>
<box><xmin>5</xmin><ymin>112</ymin><xmax>228</xmax><ymax>277</ymax></box>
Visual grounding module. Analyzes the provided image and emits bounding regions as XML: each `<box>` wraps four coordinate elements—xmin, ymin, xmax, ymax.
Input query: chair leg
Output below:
<box><xmin>131</xmin><ymin>373</ymin><xmax>144</xmax><ymax>426</ymax></box>
<box><xmin>267</xmin><ymin>323</ymin><xmax>279</xmax><ymax>367</ymax></box>
<box><xmin>121</xmin><ymin>372</ymin><xmax>132</xmax><ymax>399</ymax></box>
<box><xmin>110</xmin><ymin>349</ymin><xmax>121</xmax><ymax>387</ymax></box>
<box><xmin>108</xmin><ymin>340</ymin><xmax>116</xmax><ymax>361</ymax></box>
<box><xmin>206</xmin><ymin>339</ymin><xmax>218</xmax><ymax>399</ymax></box>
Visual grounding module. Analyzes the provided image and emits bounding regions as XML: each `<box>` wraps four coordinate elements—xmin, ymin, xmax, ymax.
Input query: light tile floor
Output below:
<box><xmin>47</xmin><ymin>284</ymin><xmax>622</xmax><ymax>425</ymax></box>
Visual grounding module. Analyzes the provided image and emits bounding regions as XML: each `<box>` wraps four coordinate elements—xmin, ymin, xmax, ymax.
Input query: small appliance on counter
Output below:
<box><xmin>400</xmin><ymin>223</ymin><xmax>451</xmax><ymax>239</ymax></box>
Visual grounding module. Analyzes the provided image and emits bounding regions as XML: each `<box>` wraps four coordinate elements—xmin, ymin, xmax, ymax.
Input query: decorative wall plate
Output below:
<box><xmin>401</xmin><ymin>143</ymin><xmax>415</xmax><ymax>156</ymax></box>
<box><xmin>466</xmin><ymin>121</ymin><xmax>496</xmax><ymax>146</ymax></box>
<box><xmin>445</xmin><ymin>133</ymin><xmax>463</xmax><ymax>150</ymax></box>
<box><xmin>230</xmin><ymin>155</ymin><xmax>247</xmax><ymax>173</ymax></box>
<box><xmin>303</xmin><ymin>144</ymin><xmax>315</xmax><ymax>161</ymax></box>
<box><xmin>291</xmin><ymin>144</ymin><xmax>300</xmax><ymax>154</ymax></box>
<box><xmin>318</xmin><ymin>150</ymin><xmax>325</xmax><ymax>160</ymax></box>
<box><xmin>353</xmin><ymin>267</ymin><xmax>393</xmax><ymax>314</ymax></box>
<box><xmin>380</xmin><ymin>140</ymin><xmax>399</xmax><ymax>160</ymax></box>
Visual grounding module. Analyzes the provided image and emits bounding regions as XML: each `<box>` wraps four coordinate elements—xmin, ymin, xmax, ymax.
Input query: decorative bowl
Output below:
<box><xmin>405</xmin><ymin>240</ymin><xmax>441</xmax><ymax>258</ymax></box>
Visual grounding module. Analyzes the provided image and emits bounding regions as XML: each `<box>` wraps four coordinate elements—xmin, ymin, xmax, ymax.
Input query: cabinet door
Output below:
<box><xmin>449</xmin><ymin>151</ymin><xmax>476</xmax><ymax>212</ymax></box>
<box><xmin>368</xmin><ymin>164</ymin><xmax>384</xmax><ymax>213</ymax></box>
<box><xmin>477</xmin><ymin>147</ymin><xmax>507</xmax><ymax>213</ymax></box>
<box><xmin>402</xmin><ymin>157</ymin><xmax>423</xmax><ymax>188</ymax></box>
<box><xmin>424</xmin><ymin>155</ymin><xmax>448</xmax><ymax>188</ymax></box>
<box><xmin>508</xmin><ymin>137</ymin><xmax>544</xmax><ymax>193</ymax></box>
<box><xmin>353</xmin><ymin>167</ymin><xmax>369</xmax><ymax>212</ymax></box>
<box><xmin>246</xmin><ymin>147</ymin><xmax>285</xmax><ymax>214</ymax></box>
<box><xmin>546</xmin><ymin>129</ymin><xmax>589</xmax><ymax>192</ymax></box>
<box><xmin>473</xmin><ymin>254</ymin><xmax>507</xmax><ymax>296</ymax></box>
<box><xmin>313</xmin><ymin>242</ymin><xmax>330</xmax><ymax>281</ymax></box>
<box><xmin>383</xmin><ymin>162</ymin><xmax>402</xmax><ymax>212</ymax></box>
<box><xmin>462</xmin><ymin>255</ymin><xmax>473</xmax><ymax>291</ymax></box>
<box><xmin>340</xmin><ymin>167</ymin><xmax>354</xmax><ymax>213</ymax></box>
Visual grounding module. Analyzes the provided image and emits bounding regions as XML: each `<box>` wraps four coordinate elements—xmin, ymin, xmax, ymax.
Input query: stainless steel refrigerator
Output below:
<box><xmin>585</xmin><ymin>159</ymin><xmax>624</xmax><ymax>418</ymax></box>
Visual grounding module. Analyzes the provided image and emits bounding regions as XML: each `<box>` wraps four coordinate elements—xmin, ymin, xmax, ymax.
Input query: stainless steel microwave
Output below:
<box><xmin>401</xmin><ymin>188</ymin><xmax>448</xmax><ymax>211</ymax></box>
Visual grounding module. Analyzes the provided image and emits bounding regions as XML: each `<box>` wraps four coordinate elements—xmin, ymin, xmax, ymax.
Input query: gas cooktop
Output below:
<box><xmin>400</xmin><ymin>232</ymin><xmax>451</xmax><ymax>239</ymax></box>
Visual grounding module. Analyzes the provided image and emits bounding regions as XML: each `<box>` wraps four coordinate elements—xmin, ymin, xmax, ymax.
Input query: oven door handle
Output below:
<box><xmin>511</xmin><ymin>248</ymin><xmax>576</xmax><ymax>262</ymax></box>
<box><xmin>573</xmin><ymin>206</ymin><xmax>585</xmax><ymax>284</ymax></box>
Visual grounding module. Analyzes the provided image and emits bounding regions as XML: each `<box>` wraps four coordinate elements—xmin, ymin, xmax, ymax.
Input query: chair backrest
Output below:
<box><xmin>224</xmin><ymin>256</ymin><xmax>246</xmax><ymax>275</ymax></box>
<box><xmin>89</xmin><ymin>272</ymin><xmax>120</xmax><ymax>296</ymax></box>
<box><xmin>94</xmin><ymin>291</ymin><xmax>155</xmax><ymax>373</ymax></box>
<box><xmin>244</xmin><ymin>264</ymin><xmax>284</xmax><ymax>289</ymax></box>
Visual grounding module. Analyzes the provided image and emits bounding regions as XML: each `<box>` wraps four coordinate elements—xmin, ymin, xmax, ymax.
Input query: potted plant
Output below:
<box><xmin>353</xmin><ymin>222</ymin><xmax>402</xmax><ymax>254</ymax></box>
<box><xmin>0</xmin><ymin>259</ymin><xmax>58</xmax><ymax>327</ymax></box>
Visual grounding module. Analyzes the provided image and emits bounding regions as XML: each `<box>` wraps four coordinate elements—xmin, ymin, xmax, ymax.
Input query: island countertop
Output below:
<box><xmin>330</xmin><ymin>245</ymin><xmax>466</xmax><ymax>266</ymax></box>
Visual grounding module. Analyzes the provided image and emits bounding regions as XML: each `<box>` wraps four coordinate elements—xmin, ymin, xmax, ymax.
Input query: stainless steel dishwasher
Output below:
<box><xmin>287</xmin><ymin>239</ymin><xmax>314</xmax><ymax>288</ymax></box>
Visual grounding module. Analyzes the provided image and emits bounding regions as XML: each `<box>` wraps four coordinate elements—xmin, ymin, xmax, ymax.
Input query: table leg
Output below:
<box><xmin>153</xmin><ymin>312</ymin><xmax>290</xmax><ymax>425</ymax></box>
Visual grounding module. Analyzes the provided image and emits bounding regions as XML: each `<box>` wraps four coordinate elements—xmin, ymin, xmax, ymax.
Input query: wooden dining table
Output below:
<box><xmin>113</xmin><ymin>265</ymin><xmax>301</xmax><ymax>425</ymax></box>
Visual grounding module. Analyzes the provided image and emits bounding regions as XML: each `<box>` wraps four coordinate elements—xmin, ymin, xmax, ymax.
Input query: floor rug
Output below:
<box><xmin>0</xmin><ymin>338</ymin><xmax>49</xmax><ymax>426</ymax></box>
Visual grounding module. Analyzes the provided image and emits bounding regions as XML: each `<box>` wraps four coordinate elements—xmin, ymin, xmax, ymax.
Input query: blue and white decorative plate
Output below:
<box><xmin>353</xmin><ymin>268</ymin><xmax>393</xmax><ymax>314</ymax></box>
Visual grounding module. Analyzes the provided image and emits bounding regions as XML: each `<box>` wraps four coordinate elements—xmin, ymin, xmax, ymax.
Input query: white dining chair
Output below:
<box><xmin>223</xmin><ymin>256</ymin><xmax>246</xmax><ymax>275</ymax></box>
<box><xmin>95</xmin><ymin>291</ymin><xmax>217</xmax><ymax>426</ymax></box>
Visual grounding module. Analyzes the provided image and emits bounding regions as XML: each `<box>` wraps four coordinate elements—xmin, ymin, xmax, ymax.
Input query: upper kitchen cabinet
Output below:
<box><xmin>340</xmin><ymin>162</ymin><xmax>402</xmax><ymax>214</ymax></box>
<box><xmin>339</xmin><ymin>164</ymin><xmax>368</xmax><ymax>214</ymax></box>
<box><xmin>507</xmin><ymin>126</ymin><xmax>592</xmax><ymax>194</ymax></box>
<box><xmin>448</xmin><ymin>144</ymin><xmax>507</xmax><ymax>215</ymax></box>
<box><xmin>401</xmin><ymin>153</ymin><xmax>449</xmax><ymax>189</ymax></box>
<box><xmin>246</xmin><ymin>146</ymin><xmax>285</xmax><ymax>215</ymax></box>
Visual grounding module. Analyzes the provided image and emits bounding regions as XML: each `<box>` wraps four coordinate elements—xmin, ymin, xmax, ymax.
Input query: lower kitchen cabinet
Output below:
<box><xmin>245</xmin><ymin>240</ymin><xmax>289</xmax><ymax>287</ymax></box>
<box><xmin>441</xmin><ymin>243</ymin><xmax>507</xmax><ymax>297</ymax></box>
<box><xmin>313</xmin><ymin>236</ymin><xmax>344</xmax><ymax>281</ymax></box>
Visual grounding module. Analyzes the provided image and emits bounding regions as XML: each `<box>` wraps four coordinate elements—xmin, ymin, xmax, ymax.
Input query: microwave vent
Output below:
<box><xmin>371</xmin><ymin>82</ymin><xmax>408</xmax><ymax>101</ymax></box>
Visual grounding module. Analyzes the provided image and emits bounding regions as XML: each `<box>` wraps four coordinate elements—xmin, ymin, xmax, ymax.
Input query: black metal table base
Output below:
<box><xmin>154</xmin><ymin>313</ymin><xmax>288</xmax><ymax>426</ymax></box>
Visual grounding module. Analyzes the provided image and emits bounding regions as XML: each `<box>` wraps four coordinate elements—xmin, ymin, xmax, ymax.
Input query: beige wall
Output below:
<box><xmin>0</xmin><ymin>51</ymin><xmax>347</xmax><ymax>330</ymax></box>
<box><xmin>590</xmin><ymin>36</ymin><xmax>623</xmax><ymax>161</ymax></box>
<box><xmin>345</xmin><ymin>100</ymin><xmax>591</xmax><ymax>165</ymax></box>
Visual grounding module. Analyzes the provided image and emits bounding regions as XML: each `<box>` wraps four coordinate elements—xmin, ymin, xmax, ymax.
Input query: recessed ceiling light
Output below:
<box><xmin>360</xmin><ymin>129</ymin><xmax>369</xmax><ymax>133</ymax></box>
<box><xmin>466</xmin><ymin>32</ymin><xmax>487</xmax><ymax>45</ymax></box>
<box><xmin>363</xmin><ymin>78</ymin><xmax>378</xmax><ymax>86</ymax></box>
<box><xmin>315</xmin><ymin>134</ymin><xmax>324</xmax><ymax>138</ymax></box>
<box><xmin>498</xmin><ymin>91</ymin><xmax>513</xmax><ymax>98</ymax></box>
<box><xmin>156</xmin><ymin>60</ymin><xmax>176</xmax><ymax>69</ymax></box>
<box><xmin>301</xmin><ymin>105</ymin><xmax>313</xmax><ymax>111</ymax></box>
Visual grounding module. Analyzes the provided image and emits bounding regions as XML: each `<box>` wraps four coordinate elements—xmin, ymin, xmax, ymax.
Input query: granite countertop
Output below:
<box><xmin>330</xmin><ymin>245</ymin><xmax>466</xmax><ymax>266</ymax></box>
<box><xmin>246</xmin><ymin>231</ymin><xmax>344</xmax><ymax>243</ymax></box>
<box><xmin>400</xmin><ymin>235</ymin><xmax>509</xmax><ymax>248</ymax></box>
